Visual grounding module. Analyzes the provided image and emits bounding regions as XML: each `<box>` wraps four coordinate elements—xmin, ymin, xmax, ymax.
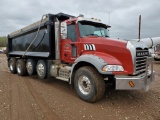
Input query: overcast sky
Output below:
<box><xmin>0</xmin><ymin>0</ymin><xmax>160</xmax><ymax>39</ymax></box>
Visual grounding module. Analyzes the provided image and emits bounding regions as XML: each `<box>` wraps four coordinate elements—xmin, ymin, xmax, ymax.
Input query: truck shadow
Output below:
<box><xmin>29</xmin><ymin>75</ymin><xmax>76</xmax><ymax>95</ymax></box>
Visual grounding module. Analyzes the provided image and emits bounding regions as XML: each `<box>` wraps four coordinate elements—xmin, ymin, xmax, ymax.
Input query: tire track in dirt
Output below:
<box><xmin>0</xmin><ymin>66</ymin><xmax>11</xmax><ymax>120</ymax></box>
<box><xmin>24</xmin><ymin>78</ymin><xmax>60</xmax><ymax>120</ymax></box>
<box><xmin>0</xmin><ymin>58</ymin><xmax>6</xmax><ymax>63</ymax></box>
<box><xmin>8</xmin><ymin>72</ymin><xmax>44</xmax><ymax>120</ymax></box>
<box><xmin>0</xmin><ymin>57</ymin><xmax>8</xmax><ymax>70</ymax></box>
<box><xmin>17</xmin><ymin>78</ymin><xmax>33</xmax><ymax>120</ymax></box>
<box><xmin>10</xmin><ymin>74</ymin><xmax>23</xmax><ymax>120</ymax></box>
<box><xmin>2</xmin><ymin>59</ymin><xmax>30</xmax><ymax>120</ymax></box>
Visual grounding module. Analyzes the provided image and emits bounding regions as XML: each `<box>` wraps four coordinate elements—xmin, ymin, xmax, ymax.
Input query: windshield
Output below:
<box><xmin>78</xmin><ymin>21</ymin><xmax>109</xmax><ymax>37</ymax></box>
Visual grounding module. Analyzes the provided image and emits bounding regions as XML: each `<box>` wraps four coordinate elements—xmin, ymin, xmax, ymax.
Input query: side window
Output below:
<box><xmin>67</xmin><ymin>24</ymin><xmax>77</xmax><ymax>42</ymax></box>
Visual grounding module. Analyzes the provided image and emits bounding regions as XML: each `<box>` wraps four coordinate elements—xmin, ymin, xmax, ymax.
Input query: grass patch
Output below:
<box><xmin>0</xmin><ymin>36</ymin><xmax>7</xmax><ymax>47</ymax></box>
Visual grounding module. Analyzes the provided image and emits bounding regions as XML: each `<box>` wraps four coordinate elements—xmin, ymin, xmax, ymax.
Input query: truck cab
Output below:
<box><xmin>61</xmin><ymin>17</ymin><xmax>111</xmax><ymax>63</ymax></box>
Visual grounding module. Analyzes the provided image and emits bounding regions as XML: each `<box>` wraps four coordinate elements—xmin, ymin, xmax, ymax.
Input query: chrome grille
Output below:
<box><xmin>135</xmin><ymin>48</ymin><xmax>148</xmax><ymax>74</ymax></box>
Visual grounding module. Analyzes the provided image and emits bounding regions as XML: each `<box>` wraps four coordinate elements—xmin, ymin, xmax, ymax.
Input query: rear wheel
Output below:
<box><xmin>9</xmin><ymin>58</ymin><xmax>17</xmax><ymax>74</ymax></box>
<box><xmin>26</xmin><ymin>59</ymin><xmax>36</xmax><ymax>75</ymax></box>
<box><xmin>36</xmin><ymin>60</ymin><xmax>47</xmax><ymax>79</ymax></box>
<box><xmin>74</xmin><ymin>66</ymin><xmax>106</xmax><ymax>102</ymax></box>
<box><xmin>16</xmin><ymin>59</ymin><xmax>27</xmax><ymax>76</ymax></box>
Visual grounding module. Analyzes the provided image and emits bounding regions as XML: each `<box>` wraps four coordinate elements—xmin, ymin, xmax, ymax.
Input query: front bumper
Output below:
<box><xmin>115</xmin><ymin>71</ymin><xmax>155</xmax><ymax>91</ymax></box>
<box><xmin>115</xmin><ymin>58</ymin><xmax>155</xmax><ymax>91</ymax></box>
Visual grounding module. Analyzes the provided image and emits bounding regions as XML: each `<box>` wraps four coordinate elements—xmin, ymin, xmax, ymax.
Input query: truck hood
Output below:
<box><xmin>81</xmin><ymin>37</ymin><xmax>133</xmax><ymax>74</ymax></box>
<box><xmin>82</xmin><ymin>37</ymin><xmax>127</xmax><ymax>51</ymax></box>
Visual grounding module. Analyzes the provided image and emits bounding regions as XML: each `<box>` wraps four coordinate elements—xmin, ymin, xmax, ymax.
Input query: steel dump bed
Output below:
<box><xmin>7</xmin><ymin>13</ymin><xmax>74</xmax><ymax>59</ymax></box>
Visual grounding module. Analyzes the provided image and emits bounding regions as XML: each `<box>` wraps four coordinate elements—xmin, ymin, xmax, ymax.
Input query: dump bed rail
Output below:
<box><xmin>10</xmin><ymin>17</ymin><xmax>49</xmax><ymax>37</ymax></box>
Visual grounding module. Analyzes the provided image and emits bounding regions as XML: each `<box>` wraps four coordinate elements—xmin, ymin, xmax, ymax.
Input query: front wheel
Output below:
<box><xmin>74</xmin><ymin>66</ymin><xmax>106</xmax><ymax>102</ymax></box>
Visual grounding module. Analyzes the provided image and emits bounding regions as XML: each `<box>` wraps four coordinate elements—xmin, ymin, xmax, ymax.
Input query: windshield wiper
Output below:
<box><xmin>85</xmin><ymin>34</ymin><xmax>100</xmax><ymax>37</ymax></box>
<box><xmin>104</xmin><ymin>35</ymin><xmax>109</xmax><ymax>37</ymax></box>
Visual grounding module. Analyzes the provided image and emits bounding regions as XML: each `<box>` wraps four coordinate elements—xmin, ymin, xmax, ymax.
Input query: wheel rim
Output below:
<box><xmin>37</xmin><ymin>63</ymin><xmax>44</xmax><ymax>76</ymax></box>
<box><xmin>26</xmin><ymin>61</ymin><xmax>32</xmax><ymax>73</ymax></box>
<box><xmin>17</xmin><ymin>63</ymin><xmax>21</xmax><ymax>74</ymax></box>
<box><xmin>78</xmin><ymin>75</ymin><xmax>91</xmax><ymax>95</ymax></box>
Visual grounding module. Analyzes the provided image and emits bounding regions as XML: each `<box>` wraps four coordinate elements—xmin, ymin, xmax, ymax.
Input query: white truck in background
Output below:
<box><xmin>132</xmin><ymin>37</ymin><xmax>160</xmax><ymax>60</ymax></box>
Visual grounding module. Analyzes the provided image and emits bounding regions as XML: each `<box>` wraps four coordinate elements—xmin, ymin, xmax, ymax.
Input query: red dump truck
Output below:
<box><xmin>7</xmin><ymin>13</ymin><xmax>155</xmax><ymax>102</ymax></box>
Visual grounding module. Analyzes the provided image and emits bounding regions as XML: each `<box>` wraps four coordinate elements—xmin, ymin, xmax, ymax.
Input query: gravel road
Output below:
<box><xmin>0</xmin><ymin>54</ymin><xmax>160</xmax><ymax>120</ymax></box>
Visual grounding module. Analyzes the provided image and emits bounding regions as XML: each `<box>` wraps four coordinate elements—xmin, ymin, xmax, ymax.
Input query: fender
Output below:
<box><xmin>69</xmin><ymin>53</ymin><xmax>122</xmax><ymax>84</ymax></box>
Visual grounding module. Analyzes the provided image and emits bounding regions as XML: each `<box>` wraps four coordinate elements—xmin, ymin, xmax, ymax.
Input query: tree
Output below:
<box><xmin>0</xmin><ymin>36</ymin><xmax>7</xmax><ymax>47</ymax></box>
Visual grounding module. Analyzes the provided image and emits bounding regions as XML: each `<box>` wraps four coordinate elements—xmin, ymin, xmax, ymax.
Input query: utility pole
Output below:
<box><xmin>108</xmin><ymin>11</ymin><xmax>110</xmax><ymax>25</ymax></box>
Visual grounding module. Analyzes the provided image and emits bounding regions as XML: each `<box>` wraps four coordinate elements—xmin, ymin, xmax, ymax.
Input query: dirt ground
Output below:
<box><xmin>0</xmin><ymin>54</ymin><xmax>160</xmax><ymax>120</ymax></box>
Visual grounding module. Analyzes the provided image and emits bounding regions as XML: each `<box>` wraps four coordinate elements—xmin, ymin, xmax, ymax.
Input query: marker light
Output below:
<box><xmin>129</xmin><ymin>81</ymin><xmax>135</xmax><ymax>88</ymax></box>
<box><xmin>91</xmin><ymin>18</ymin><xmax>101</xmax><ymax>21</ymax></box>
<box><xmin>102</xmin><ymin>65</ymin><xmax>124</xmax><ymax>72</ymax></box>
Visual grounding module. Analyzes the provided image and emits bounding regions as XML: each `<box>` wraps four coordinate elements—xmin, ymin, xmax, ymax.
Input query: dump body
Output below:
<box><xmin>7</xmin><ymin>13</ymin><xmax>74</xmax><ymax>59</ymax></box>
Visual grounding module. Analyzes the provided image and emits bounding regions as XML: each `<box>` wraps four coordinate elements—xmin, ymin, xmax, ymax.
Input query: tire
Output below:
<box><xmin>154</xmin><ymin>57</ymin><xmax>160</xmax><ymax>61</ymax></box>
<box><xmin>74</xmin><ymin>66</ymin><xmax>106</xmax><ymax>102</ymax></box>
<box><xmin>9</xmin><ymin>58</ymin><xmax>17</xmax><ymax>74</ymax></box>
<box><xmin>26</xmin><ymin>59</ymin><xmax>36</xmax><ymax>75</ymax></box>
<box><xmin>16</xmin><ymin>59</ymin><xmax>27</xmax><ymax>76</ymax></box>
<box><xmin>36</xmin><ymin>60</ymin><xmax>47</xmax><ymax>79</ymax></box>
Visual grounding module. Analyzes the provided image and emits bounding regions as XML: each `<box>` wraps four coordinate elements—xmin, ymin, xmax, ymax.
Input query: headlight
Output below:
<box><xmin>102</xmin><ymin>65</ymin><xmax>124</xmax><ymax>72</ymax></box>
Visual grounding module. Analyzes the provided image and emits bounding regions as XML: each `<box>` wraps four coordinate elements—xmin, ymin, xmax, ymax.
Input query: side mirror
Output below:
<box><xmin>107</xmin><ymin>29</ymin><xmax>110</xmax><ymax>37</ymax></box>
<box><xmin>61</xmin><ymin>22</ymin><xmax>67</xmax><ymax>39</ymax></box>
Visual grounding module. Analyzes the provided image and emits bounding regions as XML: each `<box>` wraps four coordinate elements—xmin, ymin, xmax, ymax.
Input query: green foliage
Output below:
<box><xmin>0</xmin><ymin>36</ymin><xmax>7</xmax><ymax>47</ymax></box>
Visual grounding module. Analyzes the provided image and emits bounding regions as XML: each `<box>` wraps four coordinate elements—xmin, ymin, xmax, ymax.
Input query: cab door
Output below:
<box><xmin>61</xmin><ymin>22</ymin><xmax>79</xmax><ymax>63</ymax></box>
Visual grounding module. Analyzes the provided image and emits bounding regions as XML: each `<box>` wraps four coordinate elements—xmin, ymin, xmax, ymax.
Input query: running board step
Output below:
<box><xmin>56</xmin><ymin>77</ymin><xmax>69</xmax><ymax>82</ymax></box>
